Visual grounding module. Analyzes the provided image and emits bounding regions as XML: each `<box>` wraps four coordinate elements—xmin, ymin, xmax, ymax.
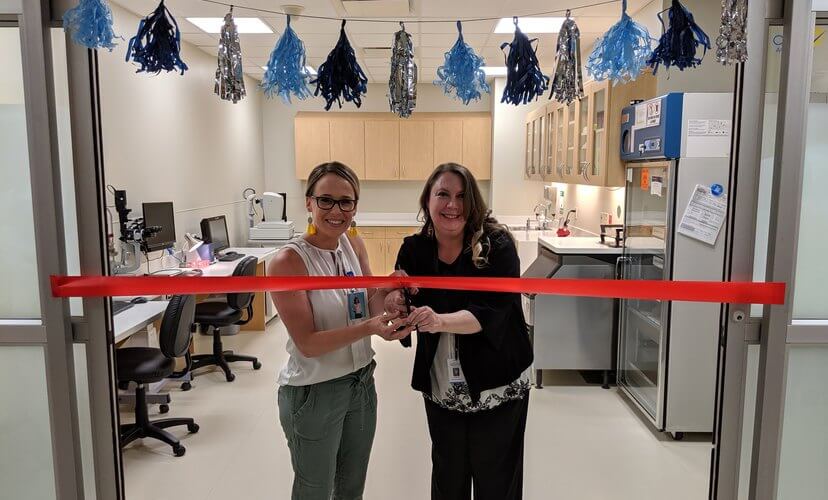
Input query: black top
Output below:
<box><xmin>395</xmin><ymin>230</ymin><xmax>533</xmax><ymax>403</ymax></box>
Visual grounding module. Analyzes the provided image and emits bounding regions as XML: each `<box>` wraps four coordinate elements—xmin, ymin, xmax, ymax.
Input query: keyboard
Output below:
<box><xmin>218</xmin><ymin>252</ymin><xmax>244</xmax><ymax>262</ymax></box>
<box><xmin>112</xmin><ymin>300</ymin><xmax>134</xmax><ymax>315</ymax></box>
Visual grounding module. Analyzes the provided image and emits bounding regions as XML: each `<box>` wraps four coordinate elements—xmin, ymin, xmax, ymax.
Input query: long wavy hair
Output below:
<box><xmin>418</xmin><ymin>163</ymin><xmax>510</xmax><ymax>268</ymax></box>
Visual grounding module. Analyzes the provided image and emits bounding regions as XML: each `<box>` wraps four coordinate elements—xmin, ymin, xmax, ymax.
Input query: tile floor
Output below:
<box><xmin>122</xmin><ymin>320</ymin><xmax>711</xmax><ymax>500</ymax></box>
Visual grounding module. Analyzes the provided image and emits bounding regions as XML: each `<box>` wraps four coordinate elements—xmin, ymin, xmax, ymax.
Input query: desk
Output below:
<box><xmin>114</xmin><ymin>301</ymin><xmax>169</xmax><ymax>344</ymax></box>
<box><xmin>200</xmin><ymin>247</ymin><xmax>280</xmax><ymax>331</ymax></box>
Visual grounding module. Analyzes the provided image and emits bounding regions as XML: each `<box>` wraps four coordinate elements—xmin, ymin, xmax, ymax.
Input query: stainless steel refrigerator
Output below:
<box><xmin>616</xmin><ymin>93</ymin><xmax>732</xmax><ymax>439</ymax></box>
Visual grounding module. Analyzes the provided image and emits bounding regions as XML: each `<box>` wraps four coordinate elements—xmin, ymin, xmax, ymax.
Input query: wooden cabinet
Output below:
<box><xmin>434</xmin><ymin>119</ymin><xmax>464</xmax><ymax>166</ymax></box>
<box><xmin>294</xmin><ymin>116</ymin><xmax>330</xmax><ymax>179</ymax></box>
<box><xmin>462</xmin><ymin>115</ymin><xmax>492</xmax><ymax>180</ymax></box>
<box><xmin>531</xmin><ymin>72</ymin><xmax>656</xmax><ymax>186</ymax></box>
<box><xmin>295</xmin><ymin>113</ymin><xmax>492</xmax><ymax>181</ymax></box>
<box><xmin>400</xmin><ymin>120</ymin><xmax>434</xmax><ymax>180</ymax></box>
<box><xmin>358</xmin><ymin>225</ymin><xmax>419</xmax><ymax>276</ymax></box>
<box><xmin>525</xmin><ymin>107</ymin><xmax>546</xmax><ymax>179</ymax></box>
<box><xmin>365</xmin><ymin>120</ymin><xmax>400</xmax><ymax>180</ymax></box>
<box><xmin>329</xmin><ymin>118</ymin><xmax>365</xmax><ymax>176</ymax></box>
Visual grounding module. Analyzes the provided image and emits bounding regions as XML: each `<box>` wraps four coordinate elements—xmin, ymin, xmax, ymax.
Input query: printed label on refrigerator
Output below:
<box><xmin>677</xmin><ymin>184</ymin><xmax>728</xmax><ymax>246</ymax></box>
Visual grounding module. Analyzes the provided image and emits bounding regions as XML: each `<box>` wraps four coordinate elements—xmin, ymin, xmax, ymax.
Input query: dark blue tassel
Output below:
<box><xmin>500</xmin><ymin>18</ymin><xmax>549</xmax><ymax>106</ymax></box>
<box><xmin>586</xmin><ymin>0</ymin><xmax>652</xmax><ymax>85</ymax></box>
<box><xmin>312</xmin><ymin>20</ymin><xmax>368</xmax><ymax>110</ymax></box>
<box><xmin>648</xmin><ymin>0</ymin><xmax>711</xmax><ymax>74</ymax></box>
<box><xmin>435</xmin><ymin>21</ymin><xmax>490</xmax><ymax>105</ymax></box>
<box><xmin>125</xmin><ymin>0</ymin><xmax>188</xmax><ymax>75</ymax></box>
<box><xmin>63</xmin><ymin>0</ymin><xmax>119</xmax><ymax>51</ymax></box>
<box><xmin>261</xmin><ymin>15</ymin><xmax>312</xmax><ymax>103</ymax></box>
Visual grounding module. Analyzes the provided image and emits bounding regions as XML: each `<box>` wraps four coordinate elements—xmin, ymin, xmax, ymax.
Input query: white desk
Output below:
<box><xmin>199</xmin><ymin>247</ymin><xmax>279</xmax><ymax>277</ymax></box>
<box><xmin>114</xmin><ymin>300</ymin><xmax>169</xmax><ymax>343</ymax></box>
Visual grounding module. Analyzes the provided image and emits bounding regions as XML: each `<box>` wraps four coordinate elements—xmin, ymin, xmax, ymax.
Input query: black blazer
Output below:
<box><xmin>395</xmin><ymin>230</ymin><xmax>533</xmax><ymax>403</ymax></box>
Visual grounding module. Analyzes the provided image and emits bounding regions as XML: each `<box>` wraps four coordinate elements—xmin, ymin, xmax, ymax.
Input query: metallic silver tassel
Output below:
<box><xmin>716</xmin><ymin>0</ymin><xmax>748</xmax><ymax>65</ymax></box>
<box><xmin>550</xmin><ymin>15</ymin><xmax>584</xmax><ymax>105</ymax></box>
<box><xmin>389</xmin><ymin>23</ymin><xmax>417</xmax><ymax>118</ymax></box>
<box><xmin>215</xmin><ymin>9</ymin><xmax>246</xmax><ymax>103</ymax></box>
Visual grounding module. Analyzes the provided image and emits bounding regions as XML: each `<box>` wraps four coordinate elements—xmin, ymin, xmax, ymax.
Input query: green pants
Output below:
<box><xmin>278</xmin><ymin>361</ymin><xmax>377</xmax><ymax>500</ymax></box>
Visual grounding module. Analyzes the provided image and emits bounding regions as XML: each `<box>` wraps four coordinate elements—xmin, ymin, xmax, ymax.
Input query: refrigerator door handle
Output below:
<box><xmin>615</xmin><ymin>256</ymin><xmax>632</xmax><ymax>279</ymax></box>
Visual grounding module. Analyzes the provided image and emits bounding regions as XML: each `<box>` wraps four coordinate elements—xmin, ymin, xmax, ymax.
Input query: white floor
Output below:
<box><xmin>122</xmin><ymin>320</ymin><xmax>711</xmax><ymax>500</ymax></box>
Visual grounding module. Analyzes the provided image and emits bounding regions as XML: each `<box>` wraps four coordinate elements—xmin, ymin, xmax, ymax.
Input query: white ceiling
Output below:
<box><xmin>111</xmin><ymin>0</ymin><xmax>652</xmax><ymax>83</ymax></box>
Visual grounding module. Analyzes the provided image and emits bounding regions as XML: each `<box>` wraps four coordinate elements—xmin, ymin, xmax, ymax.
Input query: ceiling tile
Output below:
<box><xmin>349</xmin><ymin>32</ymin><xmax>397</xmax><ymax>47</ymax></box>
<box><xmin>419</xmin><ymin>19</ymin><xmax>497</xmax><ymax>34</ymax></box>
<box><xmin>419</xmin><ymin>33</ymin><xmax>488</xmax><ymax>47</ymax></box>
<box><xmin>238</xmin><ymin>33</ymin><xmax>279</xmax><ymax>47</ymax></box>
<box><xmin>182</xmin><ymin>33</ymin><xmax>218</xmax><ymax>45</ymax></box>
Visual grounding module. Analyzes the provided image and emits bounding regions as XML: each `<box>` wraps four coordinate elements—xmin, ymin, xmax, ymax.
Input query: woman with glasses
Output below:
<box><xmin>269</xmin><ymin>161</ymin><xmax>413</xmax><ymax>499</ymax></box>
<box><xmin>385</xmin><ymin>163</ymin><xmax>533</xmax><ymax>500</ymax></box>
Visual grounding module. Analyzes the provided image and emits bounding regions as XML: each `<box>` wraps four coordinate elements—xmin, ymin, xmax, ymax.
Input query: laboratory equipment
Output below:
<box><xmin>109</xmin><ymin>188</ymin><xmax>162</xmax><ymax>275</ymax></box>
<box><xmin>617</xmin><ymin>92</ymin><xmax>732</xmax><ymax>439</ymax></box>
<box><xmin>243</xmin><ymin>189</ymin><xmax>295</xmax><ymax>242</ymax></box>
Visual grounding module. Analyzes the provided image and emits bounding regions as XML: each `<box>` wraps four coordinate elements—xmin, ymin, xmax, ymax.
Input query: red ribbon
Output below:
<box><xmin>50</xmin><ymin>275</ymin><xmax>785</xmax><ymax>305</ymax></box>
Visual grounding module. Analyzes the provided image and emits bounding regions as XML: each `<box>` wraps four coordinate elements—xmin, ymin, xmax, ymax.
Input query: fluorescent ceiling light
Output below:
<box><xmin>482</xmin><ymin>66</ymin><xmax>507</xmax><ymax>76</ymax></box>
<box><xmin>262</xmin><ymin>65</ymin><xmax>317</xmax><ymax>75</ymax></box>
<box><xmin>187</xmin><ymin>17</ymin><xmax>273</xmax><ymax>34</ymax></box>
<box><xmin>494</xmin><ymin>17</ymin><xmax>566</xmax><ymax>34</ymax></box>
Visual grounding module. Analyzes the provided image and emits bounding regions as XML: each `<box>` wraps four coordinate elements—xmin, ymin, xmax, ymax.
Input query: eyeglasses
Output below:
<box><xmin>311</xmin><ymin>196</ymin><xmax>357</xmax><ymax>212</ymax></box>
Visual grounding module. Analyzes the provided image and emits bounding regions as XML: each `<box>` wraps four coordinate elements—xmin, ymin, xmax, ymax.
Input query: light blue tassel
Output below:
<box><xmin>260</xmin><ymin>15</ymin><xmax>312</xmax><ymax>103</ymax></box>
<box><xmin>586</xmin><ymin>0</ymin><xmax>653</xmax><ymax>85</ymax></box>
<box><xmin>63</xmin><ymin>0</ymin><xmax>119</xmax><ymax>51</ymax></box>
<box><xmin>434</xmin><ymin>21</ymin><xmax>490</xmax><ymax>105</ymax></box>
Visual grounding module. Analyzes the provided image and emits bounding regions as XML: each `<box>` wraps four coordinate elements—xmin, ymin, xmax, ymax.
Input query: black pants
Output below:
<box><xmin>424</xmin><ymin>395</ymin><xmax>529</xmax><ymax>500</ymax></box>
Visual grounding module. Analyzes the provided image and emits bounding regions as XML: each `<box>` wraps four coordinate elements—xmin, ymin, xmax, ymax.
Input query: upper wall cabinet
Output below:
<box><xmin>294</xmin><ymin>112</ymin><xmax>492</xmax><ymax>181</ymax></box>
<box><xmin>527</xmin><ymin>72</ymin><xmax>656</xmax><ymax>187</ymax></box>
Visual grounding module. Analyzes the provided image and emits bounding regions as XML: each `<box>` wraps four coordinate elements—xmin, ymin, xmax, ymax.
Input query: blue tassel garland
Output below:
<box><xmin>312</xmin><ymin>20</ymin><xmax>368</xmax><ymax>110</ymax></box>
<box><xmin>63</xmin><ymin>0</ymin><xmax>119</xmax><ymax>51</ymax></box>
<box><xmin>586</xmin><ymin>0</ymin><xmax>652</xmax><ymax>85</ymax></box>
<box><xmin>434</xmin><ymin>21</ymin><xmax>490</xmax><ymax>105</ymax></box>
<box><xmin>260</xmin><ymin>15</ymin><xmax>312</xmax><ymax>103</ymax></box>
<box><xmin>125</xmin><ymin>0</ymin><xmax>188</xmax><ymax>75</ymax></box>
<box><xmin>500</xmin><ymin>18</ymin><xmax>549</xmax><ymax>106</ymax></box>
<box><xmin>648</xmin><ymin>0</ymin><xmax>711</xmax><ymax>74</ymax></box>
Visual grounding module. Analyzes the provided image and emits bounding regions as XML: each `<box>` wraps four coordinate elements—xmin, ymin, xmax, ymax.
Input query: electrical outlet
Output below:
<box><xmin>600</xmin><ymin>212</ymin><xmax>611</xmax><ymax>225</ymax></box>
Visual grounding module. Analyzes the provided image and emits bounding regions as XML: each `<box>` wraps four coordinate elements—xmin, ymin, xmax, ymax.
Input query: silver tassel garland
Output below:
<box><xmin>550</xmin><ymin>12</ymin><xmax>584</xmax><ymax>105</ymax></box>
<box><xmin>389</xmin><ymin>23</ymin><xmax>417</xmax><ymax>118</ymax></box>
<box><xmin>214</xmin><ymin>8</ymin><xmax>246</xmax><ymax>103</ymax></box>
<box><xmin>716</xmin><ymin>0</ymin><xmax>748</xmax><ymax>65</ymax></box>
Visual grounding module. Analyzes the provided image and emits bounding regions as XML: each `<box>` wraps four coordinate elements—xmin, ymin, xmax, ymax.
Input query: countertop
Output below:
<box><xmin>538</xmin><ymin>236</ymin><xmax>625</xmax><ymax>255</ymax></box>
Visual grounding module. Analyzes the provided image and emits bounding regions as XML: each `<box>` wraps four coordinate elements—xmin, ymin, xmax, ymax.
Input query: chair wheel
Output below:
<box><xmin>173</xmin><ymin>444</ymin><xmax>186</xmax><ymax>457</ymax></box>
<box><xmin>181</xmin><ymin>382</ymin><xmax>192</xmax><ymax>391</ymax></box>
<box><xmin>188</xmin><ymin>423</ymin><xmax>200</xmax><ymax>433</ymax></box>
<box><xmin>159</xmin><ymin>404</ymin><xmax>169</xmax><ymax>414</ymax></box>
<box><xmin>226</xmin><ymin>373</ymin><xmax>236</xmax><ymax>382</ymax></box>
<box><xmin>253</xmin><ymin>361</ymin><xmax>262</xmax><ymax>370</ymax></box>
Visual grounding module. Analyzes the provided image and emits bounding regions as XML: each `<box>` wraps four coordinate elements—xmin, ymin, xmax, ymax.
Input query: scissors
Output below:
<box><xmin>394</xmin><ymin>287</ymin><xmax>414</xmax><ymax>332</ymax></box>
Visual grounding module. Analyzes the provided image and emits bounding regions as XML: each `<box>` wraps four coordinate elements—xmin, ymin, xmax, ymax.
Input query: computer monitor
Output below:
<box><xmin>142</xmin><ymin>202</ymin><xmax>176</xmax><ymax>252</ymax></box>
<box><xmin>201</xmin><ymin>215</ymin><xmax>230</xmax><ymax>253</ymax></box>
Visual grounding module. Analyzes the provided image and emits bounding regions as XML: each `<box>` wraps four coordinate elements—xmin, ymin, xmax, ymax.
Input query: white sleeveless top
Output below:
<box><xmin>277</xmin><ymin>234</ymin><xmax>375</xmax><ymax>386</ymax></box>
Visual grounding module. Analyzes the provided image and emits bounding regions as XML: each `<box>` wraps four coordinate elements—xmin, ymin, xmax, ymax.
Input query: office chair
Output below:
<box><xmin>117</xmin><ymin>295</ymin><xmax>200</xmax><ymax>457</ymax></box>
<box><xmin>190</xmin><ymin>255</ymin><xmax>262</xmax><ymax>383</ymax></box>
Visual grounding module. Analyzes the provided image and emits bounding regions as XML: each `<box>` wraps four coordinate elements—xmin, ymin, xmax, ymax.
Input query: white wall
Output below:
<box><xmin>262</xmin><ymin>82</ymin><xmax>491</xmax><ymax>221</ymax></box>
<box><xmin>490</xmin><ymin>77</ymin><xmax>547</xmax><ymax>217</ymax></box>
<box><xmin>99</xmin><ymin>4</ymin><xmax>265</xmax><ymax>258</ymax></box>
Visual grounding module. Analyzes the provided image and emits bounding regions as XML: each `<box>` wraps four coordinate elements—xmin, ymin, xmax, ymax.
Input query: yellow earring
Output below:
<box><xmin>347</xmin><ymin>221</ymin><xmax>358</xmax><ymax>237</ymax></box>
<box><xmin>306</xmin><ymin>216</ymin><xmax>317</xmax><ymax>236</ymax></box>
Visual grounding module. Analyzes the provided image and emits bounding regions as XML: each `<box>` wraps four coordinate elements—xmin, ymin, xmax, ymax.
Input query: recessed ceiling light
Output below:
<box><xmin>187</xmin><ymin>17</ymin><xmax>273</xmax><ymax>34</ymax></box>
<box><xmin>261</xmin><ymin>65</ymin><xmax>317</xmax><ymax>75</ymax></box>
<box><xmin>494</xmin><ymin>17</ymin><xmax>567</xmax><ymax>34</ymax></box>
<box><xmin>482</xmin><ymin>66</ymin><xmax>507</xmax><ymax>76</ymax></box>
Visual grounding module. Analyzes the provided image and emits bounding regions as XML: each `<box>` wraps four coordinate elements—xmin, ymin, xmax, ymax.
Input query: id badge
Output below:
<box><xmin>347</xmin><ymin>290</ymin><xmax>367</xmax><ymax>323</ymax></box>
<box><xmin>447</xmin><ymin>359</ymin><xmax>466</xmax><ymax>384</ymax></box>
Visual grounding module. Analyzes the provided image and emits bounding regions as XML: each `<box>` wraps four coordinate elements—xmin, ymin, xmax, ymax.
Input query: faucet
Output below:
<box><xmin>532</xmin><ymin>203</ymin><xmax>553</xmax><ymax>230</ymax></box>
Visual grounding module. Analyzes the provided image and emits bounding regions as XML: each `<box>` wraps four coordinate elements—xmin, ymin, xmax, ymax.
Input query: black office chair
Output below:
<box><xmin>117</xmin><ymin>295</ymin><xmax>200</xmax><ymax>457</ymax></box>
<box><xmin>190</xmin><ymin>256</ymin><xmax>262</xmax><ymax>383</ymax></box>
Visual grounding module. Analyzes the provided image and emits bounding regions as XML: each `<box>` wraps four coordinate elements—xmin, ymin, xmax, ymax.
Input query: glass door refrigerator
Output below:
<box><xmin>617</xmin><ymin>93</ymin><xmax>732</xmax><ymax>439</ymax></box>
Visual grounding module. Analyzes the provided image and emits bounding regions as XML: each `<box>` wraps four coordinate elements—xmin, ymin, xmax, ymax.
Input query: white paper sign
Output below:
<box><xmin>646</xmin><ymin>100</ymin><xmax>661</xmax><ymax>126</ymax></box>
<box><xmin>685</xmin><ymin>119</ymin><xmax>732</xmax><ymax>158</ymax></box>
<box><xmin>687</xmin><ymin>119</ymin><xmax>730</xmax><ymax>136</ymax></box>
<box><xmin>677</xmin><ymin>184</ymin><xmax>728</xmax><ymax>245</ymax></box>
<box><xmin>635</xmin><ymin>105</ymin><xmax>647</xmax><ymax>127</ymax></box>
<box><xmin>651</xmin><ymin>176</ymin><xmax>663</xmax><ymax>197</ymax></box>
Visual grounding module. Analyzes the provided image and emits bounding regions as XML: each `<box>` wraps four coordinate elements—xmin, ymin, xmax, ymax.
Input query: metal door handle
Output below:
<box><xmin>615</xmin><ymin>256</ymin><xmax>631</xmax><ymax>279</ymax></box>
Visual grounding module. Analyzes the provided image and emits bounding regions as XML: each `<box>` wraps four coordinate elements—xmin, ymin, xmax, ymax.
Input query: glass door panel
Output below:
<box><xmin>592</xmin><ymin>87</ymin><xmax>607</xmax><ymax>181</ymax></box>
<box><xmin>618</xmin><ymin>163</ymin><xmax>670</xmax><ymax>420</ymax></box>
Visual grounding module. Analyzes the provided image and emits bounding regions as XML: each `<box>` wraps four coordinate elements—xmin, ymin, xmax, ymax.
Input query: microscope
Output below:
<box><xmin>109</xmin><ymin>189</ymin><xmax>161</xmax><ymax>275</ymax></box>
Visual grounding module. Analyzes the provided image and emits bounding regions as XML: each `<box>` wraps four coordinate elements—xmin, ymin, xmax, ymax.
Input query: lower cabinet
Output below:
<box><xmin>359</xmin><ymin>226</ymin><xmax>420</xmax><ymax>276</ymax></box>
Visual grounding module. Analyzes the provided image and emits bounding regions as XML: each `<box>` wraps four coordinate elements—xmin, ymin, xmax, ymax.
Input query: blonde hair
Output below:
<box><xmin>418</xmin><ymin>163</ymin><xmax>512</xmax><ymax>268</ymax></box>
